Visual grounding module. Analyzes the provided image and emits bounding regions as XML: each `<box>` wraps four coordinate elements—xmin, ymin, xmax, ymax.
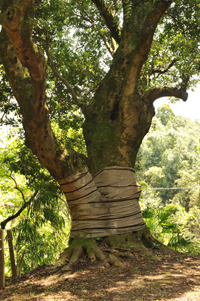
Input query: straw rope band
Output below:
<box><xmin>58</xmin><ymin>167</ymin><xmax>146</xmax><ymax>238</ymax></box>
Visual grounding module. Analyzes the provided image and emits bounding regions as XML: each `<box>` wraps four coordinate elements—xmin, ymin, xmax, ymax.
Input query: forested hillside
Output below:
<box><xmin>136</xmin><ymin>104</ymin><xmax>200</xmax><ymax>252</ymax></box>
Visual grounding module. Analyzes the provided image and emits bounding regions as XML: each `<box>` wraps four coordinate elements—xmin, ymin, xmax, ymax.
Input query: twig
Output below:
<box><xmin>10</xmin><ymin>173</ymin><xmax>26</xmax><ymax>202</ymax></box>
<box><xmin>1</xmin><ymin>190</ymin><xmax>38</xmax><ymax>229</ymax></box>
<box><xmin>45</xmin><ymin>34</ymin><xmax>84</xmax><ymax>109</ymax></box>
<box><xmin>152</xmin><ymin>59</ymin><xmax>177</xmax><ymax>75</ymax></box>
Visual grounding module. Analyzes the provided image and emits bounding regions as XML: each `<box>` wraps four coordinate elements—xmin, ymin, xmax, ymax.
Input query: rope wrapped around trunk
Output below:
<box><xmin>58</xmin><ymin>166</ymin><xmax>146</xmax><ymax>238</ymax></box>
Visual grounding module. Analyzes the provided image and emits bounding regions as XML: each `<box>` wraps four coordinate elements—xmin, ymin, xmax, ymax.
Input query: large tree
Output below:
<box><xmin>0</xmin><ymin>0</ymin><xmax>199</xmax><ymax>267</ymax></box>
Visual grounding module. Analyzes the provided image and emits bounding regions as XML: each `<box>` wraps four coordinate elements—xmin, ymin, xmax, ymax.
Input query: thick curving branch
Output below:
<box><xmin>0</xmin><ymin>0</ymin><xmax>32</xmax><ymax>29</ymax></box>
<box><xmin>91</xmin><ymin>0</ymin><xmax>121</xmax><ymax>44</ymax></box>
<box><xmin>143</xmin><ymin>86</ymin><xmax>188</xmax><ymax>104</ymax></box>
<box><xmin>1</xmin><ymin>0</ymin><xmax>46</xmax><ymax>85</ymax></box>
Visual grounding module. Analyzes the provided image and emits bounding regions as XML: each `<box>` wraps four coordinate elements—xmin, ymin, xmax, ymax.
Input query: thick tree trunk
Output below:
<box><xmin>58</xmin><ymin>166</ymin><xmax>146</xmax><ymax>238</ymax></box>
<box><xmin>83</xmin><ymin>90</ymin><xmax>155</xmax><ymax>173</ymax></box>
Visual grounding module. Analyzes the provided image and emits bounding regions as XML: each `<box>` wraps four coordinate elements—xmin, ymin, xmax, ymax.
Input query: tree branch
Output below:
<box><xmin>10</xmin><ymin>173</ymin><xmax>26</xmax><ymax>202</ymax></box>
<box><xmin>45</xmin><ymin>35</ymin><xmax>84</xmax><ymax>109</ymax></box>
<box><xmin>91</xmin><ymin>0</ymin><xmax>121</xmax><ymax>44</ymax></box>
<box><xmin>0</xmin><ymin>0</ymin><xmax>32</xmax><ymax>30</ymax></box>
<box><xmin>98</xmin><ymin>30</ymin><xmax>115</xmax><ymax>56</ymax></box>
<box><xmin>112</xmin><ymin>0</ymin><xmax>118</xmax><ymax>13</ymax></box>
<box><xmin>169</xmin><ymin>11</ymin><xmax>186</xmax><ymax>36</ymax></box>
<box><xmin>180</xmin><ymin>75</ymin><xmax>190</xmax><ymax>92</ymax></box>
<box><xmin>1</xmin><ymin>190</ymin><xmax>38</xmax><ymax>229</ymax></box>
<box><xmin>17</xmin><ymin>0</ymin><xmax>32</xmax><ymax>14</ymax></box>
<box><xmin>152</xmin><ymin>59</ymin><xmax>177</xmax><ymax>75</ymax></box>
<box><xmin>143</xmin><ymin>86</ymin><xmax>188</xmax><ymax>104</ymax></box>
<box><xmin>1</xmin><ymin>0</ymin><xmax>46</xmax><ymax>85</ymax></box>
<box><xmin>35</xmin><ymin>0</ymin><xmax>43</xmax><ymax>8</ymax></box>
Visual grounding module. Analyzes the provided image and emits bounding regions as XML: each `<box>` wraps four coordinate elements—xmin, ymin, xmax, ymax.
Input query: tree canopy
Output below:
<box><xmin>0</xmin><ymin>1</ymin><xmax>199</xmax><ymax>159</ymax></box>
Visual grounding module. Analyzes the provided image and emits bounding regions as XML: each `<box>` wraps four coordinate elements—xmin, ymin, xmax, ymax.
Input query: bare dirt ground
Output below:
<box><xmin>1</xmin><ymin>249</ymin><xmax>200</xmax><ymax>301</ymax></box>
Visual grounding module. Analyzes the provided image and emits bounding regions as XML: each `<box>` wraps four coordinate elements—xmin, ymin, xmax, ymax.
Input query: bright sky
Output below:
<box><xmin>154</xmin><ymin>85</ymin><xmax>200</xmax><ymax>121</ymax></box>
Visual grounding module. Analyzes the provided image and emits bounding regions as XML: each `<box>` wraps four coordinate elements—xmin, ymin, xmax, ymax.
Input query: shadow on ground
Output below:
<box><xmin>1</xmin><ymin>251</ymin><xmax>200</xmax><ymax>301</ymax></box>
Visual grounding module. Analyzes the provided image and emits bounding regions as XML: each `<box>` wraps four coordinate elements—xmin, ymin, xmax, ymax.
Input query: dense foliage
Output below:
<box><xmin>136</xmin><ymin>105</ymin><xmax>200</xmax><ymax>253</ymax></box>
<box><xmin>0</xmin><ymin>130</ymin><xmax>70</xmax><ymax>276</ymax></box>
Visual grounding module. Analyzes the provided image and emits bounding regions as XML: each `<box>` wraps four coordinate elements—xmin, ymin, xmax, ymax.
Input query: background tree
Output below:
<box><xmin>0</xmin><ymin>133</ymin><xmax>70</xmax><ymax>275</ymax></box>
<box><xmin>156</xmin><ymin>104</ymin><xmax>175</xmax><ymax>126</ymax></box>
<box><xmin>0</xmin><ymin>0</ymin><xmax>200</xmax><ymax>267</ymax></box>
<box><xmin>137</xmin><ymin>107</ymin><xmax>200</xmax><ymax>252</ymax></box>
<box><xmin>136</xmin><ymin>108</ymin><xmax>200</xmax><ymax>209</ymax></box>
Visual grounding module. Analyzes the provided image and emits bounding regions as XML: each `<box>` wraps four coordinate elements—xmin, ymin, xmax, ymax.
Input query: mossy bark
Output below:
<box><xmin>83</xmin><ymin>89</ymin><xmax>155</xmax><ymax>173</ymax></box>
<box><xmin>55</xmin><ymin>228</ymin><xmax>174</xmax><ymax>269</ymax></box>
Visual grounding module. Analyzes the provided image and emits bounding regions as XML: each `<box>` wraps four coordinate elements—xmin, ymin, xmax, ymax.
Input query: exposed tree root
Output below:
<box><xmin>55</xmin><ymin>228</ymin><xmax>175</xmax><ymax>270</ymax></box>
<box><xmin>55</xmin><ymin>238</ymin><xmax>108</xmax><ymax>270</ymax></box>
